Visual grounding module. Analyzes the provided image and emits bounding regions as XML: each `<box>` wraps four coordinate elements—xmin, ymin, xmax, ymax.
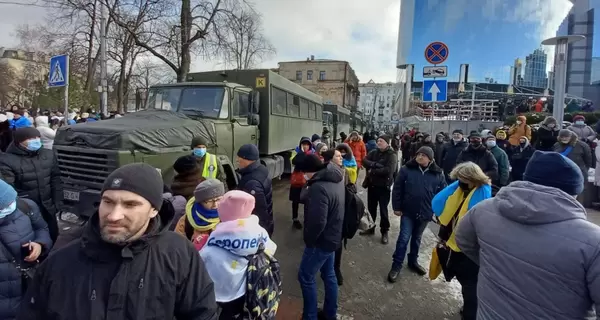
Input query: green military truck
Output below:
<box><xmin>54</xmin><ymin>69</ymin><xmax>324</xmax><ymax>218</ymax></box>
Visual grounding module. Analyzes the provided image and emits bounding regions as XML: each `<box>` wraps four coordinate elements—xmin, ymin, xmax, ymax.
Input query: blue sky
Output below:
<box><xmin>409</xmin><ymin>0</ymin><xmax>573</xmax><ymax>83</ymax></box>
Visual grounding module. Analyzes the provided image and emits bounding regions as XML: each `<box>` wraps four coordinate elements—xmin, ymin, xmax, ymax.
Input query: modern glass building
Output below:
<box><xmin>556</xmin><ymin>0</ymin><xmax>600</xmax><ymax>101</ymax></box>
<box><xmin>523</xmin><ymin>48</ymin><xmax>549</xmax><ymax>88</ymax></box>
<box><xmin>394</xmin><ymin>0</ymin><xmax>572</xmax><ymax>112</ymax></box>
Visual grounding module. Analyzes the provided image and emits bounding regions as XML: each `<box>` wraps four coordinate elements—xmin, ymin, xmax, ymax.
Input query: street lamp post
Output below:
<box><xmin>541</xmin><ymin>35</ymin><xmax>585</xmax><ymax>129</ymax></box>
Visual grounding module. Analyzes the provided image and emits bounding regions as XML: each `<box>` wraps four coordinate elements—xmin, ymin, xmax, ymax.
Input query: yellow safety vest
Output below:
<box><xmin>201</xmin><ymin>153</ymin><xmax>218</xmax><ymax>179</ymax></box>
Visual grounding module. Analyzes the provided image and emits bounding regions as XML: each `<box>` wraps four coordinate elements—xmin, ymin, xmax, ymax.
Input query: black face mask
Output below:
<box><xmin>519</xmin><ymin>142</ymin><xmax>526</xmax><ymax>147</ymax></box>
<box><xmin>459</xmin><ymin>182</ymin><xmax>471</xmax><ymax>191</ymax></box>
<box><xmin>470</xmin><ymin>142</ymin><xmax>482</xmax><ymax>148</ymax></box>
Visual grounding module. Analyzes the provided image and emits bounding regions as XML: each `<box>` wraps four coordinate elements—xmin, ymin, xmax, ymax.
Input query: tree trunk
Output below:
<box><xmin>177</xmin><ymin>0</ymin><xmax>193</xmax><ymax>83</ymax></box>
<box><xmin>84</xmin><ymin>0</ymin><xmax>99</xmax><ymax>91</ymax></box>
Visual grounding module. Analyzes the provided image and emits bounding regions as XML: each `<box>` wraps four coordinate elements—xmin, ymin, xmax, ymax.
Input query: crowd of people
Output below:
<box><xmin>0</xmin><ymin>105</ymin><xmax>599</xmax><ymax>319</ymax></box>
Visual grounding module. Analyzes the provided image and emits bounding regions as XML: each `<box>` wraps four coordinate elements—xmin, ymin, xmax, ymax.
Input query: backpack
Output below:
<box><xmin>342</xmin><ymin>183</ymin><xmax>365</xmax><ymax>241</ymax></box>
<box><xmin>243</xmin><ymin>244</ymin><xmax>282</xmax><ymax>319</ymax></box>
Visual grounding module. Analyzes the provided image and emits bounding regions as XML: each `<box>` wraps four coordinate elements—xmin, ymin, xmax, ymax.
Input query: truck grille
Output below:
<box><xmin>55</xmin><ymin>146</ymin><xmax>118</xmax><ymax>190</ymax></box>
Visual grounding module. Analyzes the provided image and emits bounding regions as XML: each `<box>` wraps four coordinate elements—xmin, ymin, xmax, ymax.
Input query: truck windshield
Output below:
<box><xmin>147</xmin><ymin>86</ymin><xmax>225</xmax><ymax>119</ymax></box>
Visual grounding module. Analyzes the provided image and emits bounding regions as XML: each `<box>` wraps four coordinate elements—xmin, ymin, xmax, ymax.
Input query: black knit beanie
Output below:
<box><xmin>301</xmin><ymin>154</ymin><xmax>324</xmax><ymax>173</ymax></box>
<box><xmin>190</xmin><ymin>136</ymin><xmax>208</xmax><ymax>149</ymax></box>
<box><xmin>102</xmin><ymin>163</ymin><xmax>164</xmax><ymax>210</ymax></box>
<box><xmin>13</xmin><ymin>127</ymin><xmax>40</xmax><ymax>144</ymax></box>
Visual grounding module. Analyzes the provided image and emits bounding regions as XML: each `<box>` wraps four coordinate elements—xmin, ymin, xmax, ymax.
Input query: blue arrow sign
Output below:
<box><xmin>48</xmin><ymin>54</ymin><xmax>69</xmax><ymax>87</ymax></box>
<box><xmin>423</xmin><ymin>79</ymin><xmax>447</xmax><ymax>102</ymax></box>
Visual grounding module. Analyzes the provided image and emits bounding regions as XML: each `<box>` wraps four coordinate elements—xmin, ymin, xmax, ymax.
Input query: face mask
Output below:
<box><xmin>470</xmin><ymin>141</ymin><xmax>481</xmax><ymax>148</ymax></box>
<box><xmin>575</xmin><ymin>121</ymin><xmax>585</xmax><ymax>125</ymax></box>
<box><xmin>516</xmin><ymin>121</ymin><xmax>522</xmax><ymax>125</ymax></box>
<box><xmin>25</xmin><ymin>138</ymin><xmax>42</xmax><ymax>151</ymax></box>
<box><xmin>560</xmin><ymin>139</ymin><xmax>570</xmax><ymax>144</ymax></box>
<box><xmin>486</xmin><ymin>141</ymin><xmax>496</xmax><ymax>148</ymax></box>
<box><xmin>0</xmin><ymin>201</ymin><xmax>16</xmax><ymax>218</ymax></box>
<box><xmin>548</xmin><ymin>123</ymin><xmax>556</xmax><ymax>128</ymax></box>
<box><xmin>193</xmin><ymin>147</ymin><xmax>207</xmax><ymax>157</ymax></box>
<box><xmin>303</xmin><ymin>174</ymin><xmax>310</xmax><ymax>181</ymax></box>
<box><xmin>519</xmin><ymin>142</ymin><xmax>526</xmax><ymax>147</ymax></box>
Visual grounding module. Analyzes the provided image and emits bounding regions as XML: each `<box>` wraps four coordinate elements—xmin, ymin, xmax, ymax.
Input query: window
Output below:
<box><xmin>319</xmin><ymin>71</ymin><xmax>326</xmax><ymax>80</ymax></box>
<box><xmin>308</xmin><ymin>102</ymin><xmax>316</xmax><ymax>118</ymax></box>
<box><xmin>232</xmin><ymin>91</ymin><xmax>249</xmax><ymax>118</ymax></box>
<box><xmin>179</xmin><ymin>87</ymin><xmax>225</xmax><ymax>119</ymax></box>
<box><xmin>272</xmin><ymin>87</ymin><xmax>287</xmax><ymax>115</ymax></box>
<box><xmin>296</xmin><ymin>71</ymin><xmax>302</xmax><ymax>81</ymax></box>
<box><xmin>299</xmin><ymin>98</ymin><xmax>309</xmax><ymax>117</ymax></box>
<box><xmin>315</xmin><ymin>104</ymin><xmax>323</xmax><ymax>120</ymax></box>
<box><xmin>307</xmin><ymin>70</ymin><xmax>313</xmax><ymax>80</ymax></box>
<box><xmin>287</xmin><ymin>93</ymin><xmax>300</xmax><ymax>117</ymax></box>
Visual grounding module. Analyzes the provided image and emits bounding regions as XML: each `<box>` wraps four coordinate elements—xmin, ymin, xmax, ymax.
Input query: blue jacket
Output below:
<box><xmin>10</xmin><ymin>117</ymin><xmax>32</xmax><ymax>129</ymax></box>
<box><xmin>392</xmin><ymin>159</ymin><xmax>446</xmax><ymax>221</ymax></box>
<box><xmin>237</xmin><ymin>161</ymin><xmax>274</xmax><ymax>235</ymax></box>
<box><xmin>365</xmin><ymin>140</ymin><xmax>377</xmax><ymax>153</ymax></box>
<box><xmin>0</xmin><ymin>199</ymin><xmax>52</xmax><ymax>320</ymax></box>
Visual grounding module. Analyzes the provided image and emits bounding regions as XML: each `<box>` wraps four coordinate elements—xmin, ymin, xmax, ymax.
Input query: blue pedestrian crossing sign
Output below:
<box><xmin>423</xmin><ymin>79</ymin><xmax>447</xmax><ymax>102</ymax></box>
<box><xmin>48</xmin><ymin>54</ymin><xmax>68</xmax><ymax>87</ymax></box>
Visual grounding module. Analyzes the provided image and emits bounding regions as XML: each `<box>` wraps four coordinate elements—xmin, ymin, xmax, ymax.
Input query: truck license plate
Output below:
<box><xmin>64</xmin><ymin>190</ymin><xmax>80</xmax><ymax>201</ymax></box>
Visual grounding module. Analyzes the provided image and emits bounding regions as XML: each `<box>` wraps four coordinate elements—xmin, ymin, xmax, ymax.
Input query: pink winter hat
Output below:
<box><xmin>217</xmin><ymin>190</ymin><xmax>255</xmax><ymax>222</ymax></box>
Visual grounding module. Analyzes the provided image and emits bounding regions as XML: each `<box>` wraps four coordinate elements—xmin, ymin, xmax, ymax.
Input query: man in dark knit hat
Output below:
<box><xmin>361</xmin><ymin>134</ymin><xmax>398</xmax><ymax>244</ymax></box>
<box><xmin>456</xmin><ymin>131</ymin><xmax>498</xmax><ymax>181</ymax></box>
<box><xmin>388</xmin><ymin>145</ymin><xmax>446</xmax><ymax>282</ymax></box>
<box><xmin>441</xmin><ymin>129</ymin><xmax>468</xmax><ymax>183</ymax></box>
<box><xmin>297</xmin><ymin>154</ymin><xmax>345</xmax><ymax>320</ymax></box>
<box><xmin>19</xmin><ymin>163</ymin><xmax>219</xmax><ymax>320</ymax></box>
<box><xmin>236</xmin><ymin>144</ymin><xmax>274</xmax><ymax>235</ymax></box>
<box><xmin>0</xmin><ymin>127</ymin><xmax>63</xmax><ymax>242</ymax></box>
<box><xmin>456</xmin><ymin>151</ymin><xmax>600</xmax><ymax>320</ymax></box>
<box><xmin>190</xmin><ymin>136</ymin><xmax>226</xmax><ymax>184</ymax></box>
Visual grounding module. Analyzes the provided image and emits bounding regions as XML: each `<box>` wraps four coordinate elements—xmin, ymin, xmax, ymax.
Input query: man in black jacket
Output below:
<box><xmin>0</xmin><ymin>127</ymin><xmax>63</xmax><ymax>242</ymax></box>
<box><xmin>297</xmin><ymin>155</ymin><xmax>344</xmax><ymax>320</ymax></box>
<box><xmin>388</xmin><ymin>146</ymin><xmax>446</xmax><ymax>282</ymax></box>
<box><xmin>360</xmin><ymin>134</ymin><xmax>398</xmax><ymax>244</ymax></box>
<box><xmin>18</xmin><ymin>163</ymin><xmax>219</xmax><ymax>320</ymax></box>
<box><xmin>236</xmin><ymin>144</ymin><xmax>274</xmax><ymax>236</ymax></box>
<box><xmin>457</xmin><ymin>132</ymin><xmax>499</xmax><ymax>180</ymax></box>
<box><xmin>441</xmin><ymin>129</ymin><xmax>468</xmax><ymax>183</ymax></box>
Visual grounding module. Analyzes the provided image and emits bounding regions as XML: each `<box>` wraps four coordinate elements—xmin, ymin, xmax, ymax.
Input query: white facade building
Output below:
<box><xmin>358</xmin><ymin>80</ymin><xmax>398</xmax><ymax>127</ymax></box>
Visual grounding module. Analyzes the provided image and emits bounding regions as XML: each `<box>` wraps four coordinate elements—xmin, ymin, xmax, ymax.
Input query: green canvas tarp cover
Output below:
<box><xmin>54</xmin><ymin>110</ymin><xmax>215</xmax><ymax>153</ymax></box>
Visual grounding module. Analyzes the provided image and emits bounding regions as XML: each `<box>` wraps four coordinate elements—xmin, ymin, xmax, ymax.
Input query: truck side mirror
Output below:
<box><xmin>247</xmin><ymin>114</ymin><xmax>260</xmax><ymax>126</ymax></box>
<box><xmin>249</xmin><ymin>91</ymin><xmax>260</xmax><ymax>114</ymax></box>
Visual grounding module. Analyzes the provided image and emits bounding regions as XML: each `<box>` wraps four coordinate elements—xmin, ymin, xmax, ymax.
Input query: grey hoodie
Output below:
<box><xmin>456</xmin><ymin>181</ymin><xmax>600</xmax><ymax>320</ymax></box>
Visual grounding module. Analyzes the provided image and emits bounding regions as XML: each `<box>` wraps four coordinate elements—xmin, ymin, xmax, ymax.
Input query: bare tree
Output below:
<box><xmin>214</xmin><ymin>9</ymin><xmax>275</xmax><ymax>70</ymax></box>
<box><xmin>109</xmin><ymin>0</ymin><xmax>244</xmax><ymax>82</ymax></box>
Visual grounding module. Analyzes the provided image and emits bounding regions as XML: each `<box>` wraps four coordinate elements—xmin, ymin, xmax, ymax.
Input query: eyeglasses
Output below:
<box><xmin>202</xmin><ymin>197</ymin><xmax>222</xmax><ymax>206</ymax></box>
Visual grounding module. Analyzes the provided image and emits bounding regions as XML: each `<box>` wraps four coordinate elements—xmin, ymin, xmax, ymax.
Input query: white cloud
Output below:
<box><xmin>0</xmin><ymin>0</ymin><xmax>575</xmax><ymax>83</ymax></box>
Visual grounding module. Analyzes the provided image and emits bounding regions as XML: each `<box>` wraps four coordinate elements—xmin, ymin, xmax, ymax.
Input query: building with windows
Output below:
<box><xmin>0</xmin><ymin>48</ymin><xmax>49</xmax><ymax>107</ymax></box>
<box><xmin>522</xmin><ymin>48</ymin><xmax>548</xmax><ymax>88</ymax></box>
<box><xmin>277</xmin><ymin>56</ymin><xmax>359</xmax><ymax>111</ymax></box>
<box><xmin>592</xmin><ymin>57</ymin><xmax>600</xmax><ymax>84</ymax></box>
<box><xmin>555</xmin><ymin>0</ymin><xmax>600</xmax><ymax>101</ymax></box>
<box><xmin>358</xmin><ymin>80</ymin><xmax>398</xmax><ymax>127</ymax></box>
<box><xmin>510</xmin><ymin>58</ymin><xmax>524</xmax><ymax>86</ymax></box>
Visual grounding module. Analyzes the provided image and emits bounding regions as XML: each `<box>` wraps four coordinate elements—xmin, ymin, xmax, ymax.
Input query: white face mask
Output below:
<box><xmin>0</xmin><ymin>201</ymin><xmax>16</xmax><ymax>218</ymax></box>
<box><xmin>516</xmin><ymin>121</ymin><xmax>522</xmax><ymax>125</ymax></box>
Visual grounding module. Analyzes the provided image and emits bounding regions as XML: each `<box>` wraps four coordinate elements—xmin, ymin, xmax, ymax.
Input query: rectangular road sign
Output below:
<box><xmin>423</xmin><ymin>66</ymin><xmax>447</xmax><ymax>78</ymax></box>
<box><xmin>423</xmin><ymin>79</ymin><xmax>447</xmax><ymax>102</ymax></box>
<box><xmin>48</xmin><ymin>54</ymin><xmax>69</xmax><ymax>87</ymax></box>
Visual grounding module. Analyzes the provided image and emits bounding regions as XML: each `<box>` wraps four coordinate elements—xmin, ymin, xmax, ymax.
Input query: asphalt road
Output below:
<box><xmin>54</xmin><ymin>170</ymin><xmax>464</xmax><ymax>320</ymax></box>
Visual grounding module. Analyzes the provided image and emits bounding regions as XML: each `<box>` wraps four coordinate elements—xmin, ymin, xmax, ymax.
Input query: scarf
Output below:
<box><xmin>186</xmin><ymin>197</ymin><xmax>220</xmax><ymax>232</ymax></box>
<box><xmin>431</xmin><ymin>181</ymin><xmax>491</xmax><ymax>252</ymax></box>
<box><xmin>342</xmin><ymin>156</ymin><xmax>358</xmax><ymax>184</ymax></box>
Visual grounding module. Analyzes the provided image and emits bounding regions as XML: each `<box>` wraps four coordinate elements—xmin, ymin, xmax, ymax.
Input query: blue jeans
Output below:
<box><xmin>298</xmin><ymin>247</ymin><xmax>339</xmax><ymax>320</ymax></box>
<box><xmin>392</xmin><ymin>215</ymin><xmax>429</xmax><ymax>267</ymax></box>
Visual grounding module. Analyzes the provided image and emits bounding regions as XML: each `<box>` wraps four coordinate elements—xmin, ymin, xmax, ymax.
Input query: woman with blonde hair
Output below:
<box><xmin>430</xmin><ymin>161</ymin><xmax>492</xmax><ymax>320</ymax></box>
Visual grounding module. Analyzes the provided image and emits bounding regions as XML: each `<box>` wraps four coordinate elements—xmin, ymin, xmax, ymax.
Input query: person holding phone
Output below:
<box><xmin>0</xmin><ymin>179</ymin><xmax>52</xmax><ymax>320</ymax></box>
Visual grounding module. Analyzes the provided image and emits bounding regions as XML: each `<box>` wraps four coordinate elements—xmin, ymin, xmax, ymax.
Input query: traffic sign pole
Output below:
<box><xmin>63</xmin><ymin>54</ymin><xmax>69</xmax><ymax>126</ymax></box>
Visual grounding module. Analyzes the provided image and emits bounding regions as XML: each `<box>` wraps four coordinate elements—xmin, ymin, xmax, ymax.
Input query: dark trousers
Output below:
<box><xmin>218</xmin><ymin>295</ymin><xmax>245</xmax><ymax>319</ymax></box>
<box><xmin>451</xmin><ymin>253</ymin><xmax>479</xmax><ymax>320</ymax></box>
<box><xmin>292</xmin><ymin>201</ymin><xmax>300</xmax><ymax>220</ymax></box>
<box><xmin>392</xmin><ymin>215</ymin><xmax>429</xmax><ymax>267</ymax></box>
<box><xmin>40</xmin><ymin>206</ymin><xmax>59</xmax><ymax>244</ymax></box>
<box><xmin>334</xmin><ymin>246</ymin><xmax>342</xmax><ymax>274</ymax></box>
<box><xmin>367</xmin><ymin>186</ymin><xmax>391</xmax><ymax>233</ymax></box>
